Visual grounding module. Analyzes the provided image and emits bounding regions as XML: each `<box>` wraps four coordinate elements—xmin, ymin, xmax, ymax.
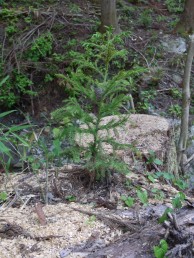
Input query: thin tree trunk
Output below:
<box><xmin>177</xmin><ymin>35</ymin><xmax>194</xmax><ymax>173</ymax></box>
<box><xmin>176</xmin><ymin>0</ymin><xmax>194</xmax><ymax>33</ymax></box>
<box><xmin>100</xmin><ymin>0</ymin><xmax>120</xmax><ymax>33</ymax></box>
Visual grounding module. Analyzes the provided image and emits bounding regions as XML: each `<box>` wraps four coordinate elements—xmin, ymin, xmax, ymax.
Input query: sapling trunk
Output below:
<box><xmin>177</xmin><ymin>35</ymin><xmax>194</xmax><ymax>174</ymax></box>
<box><xmin>90</xmin><ymin>105</ymin><xmax>101</xmax><ymax>181</ymax></box>
<box><xmin>45</xmin><ymin>158</ymin><xmax>49</xmax><ymax>204</ymax></box>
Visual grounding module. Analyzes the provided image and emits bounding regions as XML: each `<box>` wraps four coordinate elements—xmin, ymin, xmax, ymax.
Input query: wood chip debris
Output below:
<box><xmin>0</xmin><ymin>203</ymin><xmax>121</xmax><ymax>258</ymax></box>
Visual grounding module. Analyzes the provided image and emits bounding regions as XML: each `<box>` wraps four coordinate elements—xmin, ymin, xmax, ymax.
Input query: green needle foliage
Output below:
<box><xmin>52</xmin><ymin>29</ymin><xmax>144</xmax><ymax>184</ymax></box>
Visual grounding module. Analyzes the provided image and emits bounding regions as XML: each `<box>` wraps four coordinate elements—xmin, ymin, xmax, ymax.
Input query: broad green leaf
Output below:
<box><xmin>121</xmin><ymin>195</ymin><xmax>127</xmax><ymax>201</ymax></box>
<box><xmin>148</xmin><ymin>175</ymin><xmax>156</xmax><ymax>183</ymax></box>
<box><xmin>160</xmin><ymin>239</ymin><xmax>168</xmax><ymax>253</ymax></box>
<box><xmin>125</xmin><ymin>197</ymin><xmax>134</xmax><ymax>207</ymax></box>
<box><xmin>153</xmin><ymin>239</ymin><xmax>168</xmax><ymax>258</ymax></box>
<box><xmin>174</xmin><ymin>179</ymin><xmax>188</xmax><ymax>190</ymax></box>
<box><xmin>178</xmin><ymin>192</ymin><xmax>186</xmax><ymax>200</ymax></box>
<box><xmin>121</xmin><ymin>195</ymin><xmax>134</xmax><ymax>207</ymax></box>
<box><xmin>162</xmin><ymin>172</ymin><xmax>174</xmax><ymax>180</ymax></box>
<box><xmin>137</xmin><ymin>189</ymin><xmax>148</xmax><ymax>205</ymax></box>
<box><xmin>172</xmin><ymin>192</ymin><xmax>185</xmax><ymax>209</ymax></box>
<box><xmin>153</xmin><ymin>246</ymin><xmax>165</xmax><ymax>258</ymax></box>
<box><xmin>0</xmin><ymin>192</ymin><xmax>7</xmax><ymax>201</ymax></box>
<box><xmin>172</xmin><ymin>197</ymin><xmax>181</xmax><ymax>208</ymax></box>
<box><xmin>154</xmin><ymin>158</ymin><xmax>163</xmax><ymax>165</ymax></box>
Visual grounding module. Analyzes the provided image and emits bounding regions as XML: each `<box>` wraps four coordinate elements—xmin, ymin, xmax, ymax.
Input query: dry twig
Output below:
<box><xmin>34</xmin><ymin>202</ymin><xmax>47</xmax><ymax>225</ymax></box>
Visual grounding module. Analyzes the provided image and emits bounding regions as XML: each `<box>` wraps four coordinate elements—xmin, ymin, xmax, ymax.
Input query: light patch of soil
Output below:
<box><xmin>78</xmin><ymin>114</ymin><xmax>170</xmax><ymax>154</ymax></box>
<box><xmin>0</xmin><ymin>203</ymin><xmax>120</xmax><ymax>258</ymax></box>
<box><xmin>77</xmin><ymin>114</ymin><xmax>172</xmax><ymax>168</ymax></box>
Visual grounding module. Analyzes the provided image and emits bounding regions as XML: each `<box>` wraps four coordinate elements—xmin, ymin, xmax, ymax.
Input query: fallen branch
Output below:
<box><xmin>70</xmin><ymin>207</ymin><xmax>139</xmax><ymax>232</ymax></box>
<box><xmin>75</xmin><ymin>205</ymin><xmax>194</xmax><ymax>257</ymax></box>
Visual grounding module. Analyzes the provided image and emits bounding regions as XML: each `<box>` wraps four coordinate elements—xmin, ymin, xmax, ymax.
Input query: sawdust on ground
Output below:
<box><xmin>0</xmin><ymin>203</ymin><xmax>121</xmax><ymax>258</ymax></box>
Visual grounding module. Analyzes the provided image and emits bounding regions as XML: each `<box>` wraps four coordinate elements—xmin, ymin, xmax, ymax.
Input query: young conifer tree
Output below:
<box><xmin>52</xmin><ymin>29</ymin><xmax>144</xmax><ymax>184</ymax></box>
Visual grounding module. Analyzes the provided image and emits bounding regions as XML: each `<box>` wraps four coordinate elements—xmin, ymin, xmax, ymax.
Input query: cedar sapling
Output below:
<box><xmin>52</xmin><ymin>29</ymin><xmax>145</xmax><ymax>186</ymax></box>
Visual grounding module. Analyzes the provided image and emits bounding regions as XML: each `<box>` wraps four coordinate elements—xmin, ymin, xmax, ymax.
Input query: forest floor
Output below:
<box><xmin>1</xmin><ymin>0</ymin><xmax>194</xmax><ymax>257</ymax></box>
<box><xmin>1</xmin><ymin>164</ymin><xmax>194</xmax><ymax>257</ymax></box>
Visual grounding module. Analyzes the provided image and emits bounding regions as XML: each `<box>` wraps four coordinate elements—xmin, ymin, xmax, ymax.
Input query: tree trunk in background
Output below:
<box><xmin>177</xmin><ymin>0</ymin><xmax>194</xmax><ymax>33</ymax></box>
<box><xmin>100</xmin><ymin>0</ymin><xmax>120</xmax><ymax>33</ymax></box>
<box><xmin>177</xmin><ymin>35</ymin><xmax>194</xmax><ymax>174</ymax></box>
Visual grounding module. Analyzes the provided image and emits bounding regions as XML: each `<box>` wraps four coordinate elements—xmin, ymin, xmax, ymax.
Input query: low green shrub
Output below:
<box><xmin>165</xmin><ymin>0</ymin><xmax>185</xmax><ymax>13</ymax></box>
<box><xmin>0</xmin><ymin>70</ymin><xmax>36</xmax><ymax>108</ymax></box>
